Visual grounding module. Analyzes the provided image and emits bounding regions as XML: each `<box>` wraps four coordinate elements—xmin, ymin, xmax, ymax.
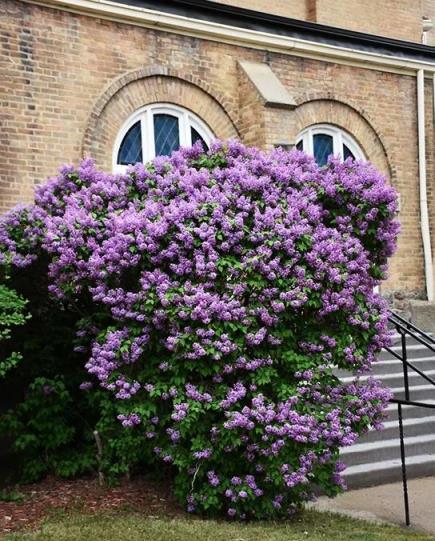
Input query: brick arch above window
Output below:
<box><xmin>82</xmin><ymin>67</ymin><xmax>239</xmax><ymax>171</ymax></box>
<box><xmin>292</xmin><ymin>96</ymin><xmax>394</xmax><ymax>183</ymax></box>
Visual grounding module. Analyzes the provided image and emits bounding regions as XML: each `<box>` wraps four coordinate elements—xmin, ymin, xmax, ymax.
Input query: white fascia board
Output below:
<box><xmin>20</xmin><ymin>0</ymin><xmax>435</xmax><ymax>76</ymax></box>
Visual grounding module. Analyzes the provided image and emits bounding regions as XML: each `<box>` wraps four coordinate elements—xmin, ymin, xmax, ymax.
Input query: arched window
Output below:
<box><xmin>113</xmin><ymin>104</ymin><xmax>213</xmax><ymax>172</ymax></box>
<box><xmin>296</xmin><ymin>124</ymin><xmax>365</xmax><ymax>166</ymax></box>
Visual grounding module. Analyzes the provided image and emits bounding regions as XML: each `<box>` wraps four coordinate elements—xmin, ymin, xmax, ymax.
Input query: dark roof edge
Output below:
<box><xmin>114</xmin><ymin>0</ymin><xmax>435</xmax><ymax>63</ymax></box>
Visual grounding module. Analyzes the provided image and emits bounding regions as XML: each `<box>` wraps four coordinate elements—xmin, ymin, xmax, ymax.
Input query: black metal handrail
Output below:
<box><xmin>386</xmin><ymin>311</ymin><xmax>435</xmax><ymax>401</ymax></box>
<box><xmin>389</xmin><ymin>310</ymin><xmax>435</xmax><ymax>347</ymax></box>
<box><xmin>383</xmin><ymin>311</ymin><xmax>435</xmax><ymax>526</ymax></box>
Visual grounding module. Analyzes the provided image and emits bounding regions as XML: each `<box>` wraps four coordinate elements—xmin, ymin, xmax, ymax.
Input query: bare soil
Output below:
<box><xmin>0</xmin><ymin>476</ymin><xmax>184</xmax><ymax>535</ymax></box>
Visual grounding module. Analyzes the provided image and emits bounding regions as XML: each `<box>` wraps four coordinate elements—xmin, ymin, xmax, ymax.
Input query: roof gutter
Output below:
<box><xmin>123</xmin><ymin>0</ymin><xmax>435</xmax><ymax>61</ymax></box>
<box><xmin>21</xmin><ymin>0</ymin><xmax>435</xmax><ymax>76</ymax></box>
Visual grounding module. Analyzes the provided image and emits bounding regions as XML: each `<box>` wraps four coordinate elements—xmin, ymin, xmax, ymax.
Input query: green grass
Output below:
<box><xmin>3</xmin><ymin>510</ymin><xmax>435</xmax><ymax>541</ymax></box>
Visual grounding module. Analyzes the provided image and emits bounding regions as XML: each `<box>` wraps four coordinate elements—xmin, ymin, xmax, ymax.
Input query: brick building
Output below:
<box><xmin>1</xmin><ymin>0</ymin><xmax>435</xmax><ymax>310</ymax></box>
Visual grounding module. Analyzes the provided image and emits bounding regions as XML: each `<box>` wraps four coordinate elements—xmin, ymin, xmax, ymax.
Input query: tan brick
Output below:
<box><xmin>212</xmin><ymin>0</ymin><xmax>432</xmax><ymax>43</ymax></box>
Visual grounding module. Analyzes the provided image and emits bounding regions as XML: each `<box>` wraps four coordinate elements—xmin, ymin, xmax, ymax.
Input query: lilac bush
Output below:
<box><xmin>0</xmin><ymin>141</ymin><xmax>399</xmax><ymax>518</ymax></box>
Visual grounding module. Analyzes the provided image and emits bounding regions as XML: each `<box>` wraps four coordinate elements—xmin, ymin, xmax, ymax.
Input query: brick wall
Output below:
<box><xmin>210</xmin><ymin>0</ymin><xmax>307</xmax><ymax>20</ymax></box>
<box><xmin>423</xmin><ymin>0</ymin><xmax>435</xmax><ymax>45</ymax></box>
<box><xmin>0</xmin><ymin>0</ymin><xmax>434</xmax><ymax>300</ymax></box>
<box><xmin>83</xmin><ymin>68</ymin><xmax>239</xmax><ymax>172</ymax></box>
<box><xmin>212</xmin><ymin>0</ymin><xmax>433</xmax><ymax>43</ymax></box>
<box><xmin>317</xmin><ymin>0</ymin><xmax>423</xmax><ymax>43</ymax></box>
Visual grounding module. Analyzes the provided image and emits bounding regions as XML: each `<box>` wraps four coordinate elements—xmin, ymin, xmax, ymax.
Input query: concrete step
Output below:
<box><xmin>385</xmin><ymin>401</ymin><xmax>435</xmax><ymax>421</ymax></box>
<box><xmin>335</xmin><ymin>358</ymin><xmax>435</xmax><ymax>378</ymax></box>
<box><xmin>343</xmin><ymin>454</ymin><xmax>435</xmax><ymax>489</ymax></box>
<box><xmin>337</xmin><ymin>326</ymin><xmax>435</xmax><ymax>489</ymax></box>
<box><xmin>340</xmin><ymin>434</ymin><xmax>435</xmax><ymax>467</ymax></box>
<box><xmin>372</xmin><ymin>356</ymin><xmax>435</xmax><ymax>375</ymax></box>
<box><xmin>389</xmin><ymin>331</ymin><xmax>434</xmax><ymax>342</ymax></box>
<box><xmin>359</xmin><ymin>415</ymin><xmax>435</xmax><ymax>444</ymax></box>
<box><xmin>339</xmin><ymin>369</ymin><xmax>435</xmax><ymax>388</ymax></box>
<box><xmin>391</xmin><ymin>383</ymin><xmax>435</xmax><ymax>403</ymax></box>
<box><xmin>379</xmin><ymin>342</ymin><xmax>435</xmax><ymax>361</ymax></box>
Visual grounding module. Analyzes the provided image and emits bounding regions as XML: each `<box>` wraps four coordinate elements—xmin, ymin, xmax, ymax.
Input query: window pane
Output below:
<box><xmin>343</xmin><ymin>144</ymin><xmax>355</xmax><ymax>161</ymax></box>
<box><xmin>191</xmin><ymin>127</ymin><xmax>208</xmax><ymax>150</ymax></box>
<box><xmin>296</xmin><ymin>140</ymin><xmax>303</xmax><ymax>151</ymax></box>
<box><xmin>313</xmin><ymin>133</ymin><xmax>333</xmax><ymax>166</ymax></box>
<box><xmin>117</xmin><ymin>121</ymin><xmax>142</xmax><ymax>165</ymax></box>
<box><xmin>154</xmin><ymin>114</ymin><xmax>180</xmax><ymax>156</ymax></box>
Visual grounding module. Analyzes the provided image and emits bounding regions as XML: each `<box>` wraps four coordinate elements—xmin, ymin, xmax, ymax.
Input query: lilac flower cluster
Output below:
<box><xmin>117</xmin><ymin>413</ymin><xmax>141</xmax><ymax>427</ymax></box>
<box><xmin>185</xmin><ymin>384</ymin><xmax>212</xmax><ymax>403</ymax></box>
<box><xmin>0</xmin><ymin>205</ymin><xmax>46</xmax><ymax>269</ymax></box>
<box><xmin>0</xmin><ymin>141</ymin><xmax>399</xmax><ymax>519</ymax></box>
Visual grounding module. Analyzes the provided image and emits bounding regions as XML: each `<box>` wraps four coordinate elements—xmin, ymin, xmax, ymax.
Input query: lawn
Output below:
<box><xmin>3</xmin><ymin>510</ymin><xmax>435</xmax><ymax>541</ymax></box>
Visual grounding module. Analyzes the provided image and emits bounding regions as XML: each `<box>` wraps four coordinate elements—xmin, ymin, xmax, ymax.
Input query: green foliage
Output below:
<box><xmin>0</xmin><ymin>375</ymin><xmax>152</xmax><ymax>484</ymax></box>
<box><xmin>0</xmin><ymin>488</ymin><xmax>25</xmax><ymax>503</ymax></box>
<box><xmin>92</xmin><ymin>391</ymin><xmax>154</xmax><ymax>481</ymax></box>
<box><xmin>0</xmin><ymin>268</ymin><xmax>147</xmax><ymax>484</ymax></box>
<box><xmin>0</xmin><ymin>285</ymin><xmax>29</xmax><ymax>378</ymax></box>
<box><xmin>1</xmin><ymin>377</ymin><xmax>92</xmax><ymax>482</ymax></box>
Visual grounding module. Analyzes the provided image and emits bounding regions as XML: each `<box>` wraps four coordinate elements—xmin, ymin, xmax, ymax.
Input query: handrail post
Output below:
<box><xmin>398</xmin><ymin>403</ymin><xmax>410</xmax><ymax>526</ymax></box>
<box><xmin>400</xmin><ymin>330</ymin><xmax>410</xmax><ymax>401</ymax></box>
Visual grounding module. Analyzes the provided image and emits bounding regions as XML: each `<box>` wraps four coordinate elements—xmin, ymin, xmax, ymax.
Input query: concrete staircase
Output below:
<box><xmin>338</xmin><ymin>331</ymin><xmax>435</xmax><ymax>488</ymax></box>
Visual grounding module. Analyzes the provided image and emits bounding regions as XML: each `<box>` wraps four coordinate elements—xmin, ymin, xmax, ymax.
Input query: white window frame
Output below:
<box><xmin>113</xmin><ymin>103</ymin><xmax>214</xmax><ymax>173</ymax></box>
<box><xmin>296</xmin><ymin>124</ymin><xmax>365</xmax><ymax>162</ymax></box>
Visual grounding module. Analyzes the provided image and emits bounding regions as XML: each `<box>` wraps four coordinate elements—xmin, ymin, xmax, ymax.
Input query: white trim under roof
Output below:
<box><xmin>21</xmin><ymin>0</ymin><xmax>435</xmax><ymax>77</ymax></box>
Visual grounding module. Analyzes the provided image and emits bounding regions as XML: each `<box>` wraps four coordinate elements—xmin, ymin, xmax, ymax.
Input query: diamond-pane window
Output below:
<box><xmin>117</xmin><ymin>121</ymin><xmax>142</xmax><ymax>165</ymax></box>
<box><xmin>191</xmin><ymin>127</ymin><xmax>208</xmax><ymax>150</ymax></box>
<box><xmin>114</xmin><ymin>105</ymin><xmax>213</xmax><ymax>172</ymax></box>
<box><xmin>295</xmin><ymin>125</ymin><xmax>364</xmax><ymax>167</ymax></box>
<box><xmin>343</xmin><ymin>144</ymin><xmax>355</xmax><ymax>161</ymax></box>
<box><xmin>313</xmin><ymin>133</ymin><xmax>333</xmax><ymax>167</ymax></box>
<box><xmin>154</xmin><ymin>114</ymin><xmax>180</xmax><ymax>157</ymax></box>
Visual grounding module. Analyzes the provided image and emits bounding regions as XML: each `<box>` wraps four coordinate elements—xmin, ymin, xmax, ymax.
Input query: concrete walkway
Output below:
<box><xmin>313</xmin><ymin>477</ymin><xmax>435</xmax><ymax>535</ymax></box>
